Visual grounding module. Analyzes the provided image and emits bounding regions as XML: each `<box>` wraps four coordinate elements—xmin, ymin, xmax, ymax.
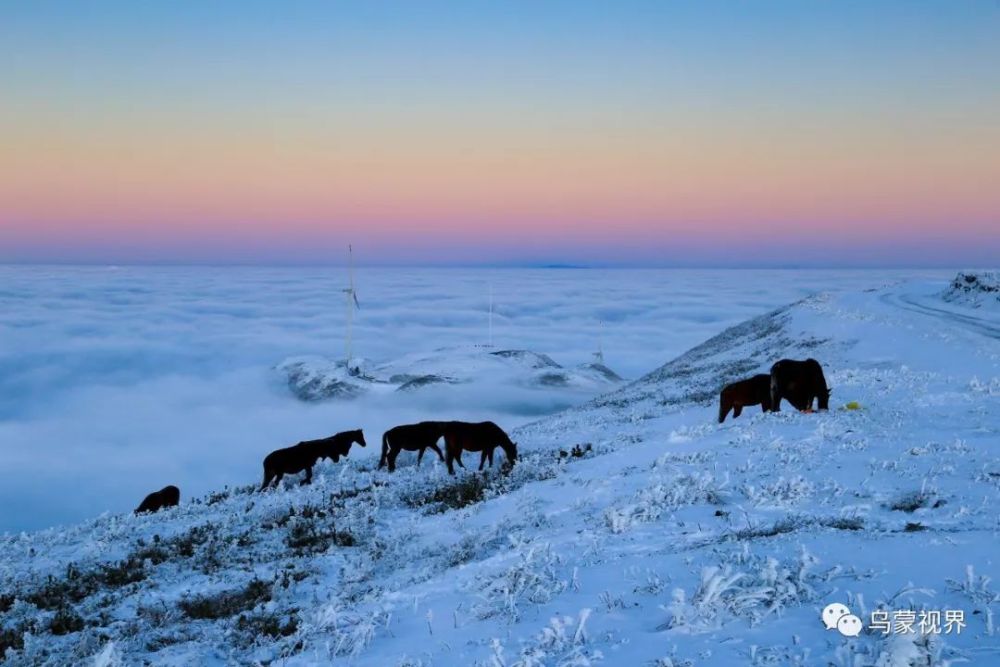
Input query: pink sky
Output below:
<box><xmin>1</xmin><ymin>2</ymin><xmax>998</xmax><ymax>265</ymax></box>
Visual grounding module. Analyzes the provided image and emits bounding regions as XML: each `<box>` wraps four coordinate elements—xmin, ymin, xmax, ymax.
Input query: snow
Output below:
<box><xmin>2</xmin><ymin>272</ymin><xmax>1000</xmax><ymax>665</ymax></box>
<box><xmin>2</xmin><ymin>265</ymin><xmax>923</xmax><ymax>533</ymax></box>
<box><xmin>942</xmin><ymin>272</ymin><xmax>1000</xmax><ymax>308</ymax></box>
<box><xmin>276</xmin><ymin>346</ymin><xmax>622</xmax><ymax>402</ymax></box>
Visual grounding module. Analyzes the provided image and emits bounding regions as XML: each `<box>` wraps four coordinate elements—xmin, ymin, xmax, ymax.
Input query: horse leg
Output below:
<box><xmin>488</xmin><ymin>447</ymin><xmax>495</xmax><ymax>468</ymax></box>
<box><xmin>478</xmin><ymin>450</ymin><xmax>488</xmax><ymax>471</ymax></box>
<box><xmin>429</xmin><ymin>442</ymin><xmax>445</xmax><ymax>463</ymax></box>
<box><xmin>417</xmin><ymin>447</ymin><xmax>425</xmax><ymax>466</ymax></box>
<box><xmin>388</xmin><ymin>447</ymin><xmax>400</xmax><ymax>473</ymax></box>
<box><xmin>273</xmin><ymin>472</ymin><xmax>285</xmax><ymax>489</ymax></box>
<box><xmin>261</xmin><ymin>469</ymin><xmax>274</xmax><ymax>491</ymax></box>
<box><xmin>733</xmin><ymin>404</ymin><xmax>743</xmax><ymax>418</ymax></box>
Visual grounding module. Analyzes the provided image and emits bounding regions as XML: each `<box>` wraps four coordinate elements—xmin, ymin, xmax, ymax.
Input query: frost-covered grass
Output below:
<box><xmin>2</xmin><ymin>275</ymin><xmax>1000</xmax><ymax>665</ymax></box>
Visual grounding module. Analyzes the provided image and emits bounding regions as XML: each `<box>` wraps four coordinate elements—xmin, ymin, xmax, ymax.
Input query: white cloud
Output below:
<box><xmin>0</xmin><ymin>266</ymin><xmax>948</xmax><ymax>531</ymax></box>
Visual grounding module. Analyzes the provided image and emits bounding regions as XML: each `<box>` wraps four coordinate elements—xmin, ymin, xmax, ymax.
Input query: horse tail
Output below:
<box><xmin>379</xmin><ymin>432</ymin><xmax>390</xmax><ymax>469</ymax></box>
<box><xmin>769</xmin><ymin>366</ymin><xmax>781</xmax><ymax>409</ymax></box>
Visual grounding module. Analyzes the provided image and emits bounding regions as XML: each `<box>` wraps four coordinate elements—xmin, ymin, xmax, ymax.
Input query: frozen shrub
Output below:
<box><xmin>605</xmin><ymin>471</ymin><xmax>727</xmax><ymax>534</ymax></box>
<box><xmin>92</xmin><ymin>641</ymin><xmax>124</xmax><ymax>667</ymax></box>
<box><xmin>833</xmin><ymin>630</ymin><xmax>962</xmax><ymax>667</ymax></box>
<box><xmin>234</xmin><ymin>610</ymin><xmax>298</xmax><ymax>644</ymax></box>
<box><xmin>511</xmin><ymin>609</ymin><xmax>603</xmax><ymax>667</ymax></box>
<box><xmin>741</xmin><ymin>476</ymin><xmax>814</xmax><ymax>508</ymax></box>
<box><xmin>660</xmin><ymin>548</ymin><xmax>819</xmax><ymax>631</ymax></box>
<box><xmin>285</xmin><ymin>518</ymin><xmax>355</xmax><ymax>553</ymax></box>
<box><xmin>178</xmin><ymin>578</ymin><xmax>271</xmax><ymax>620</ymax></box>
<box><xmin>472</xmin><ymin>542</ymin><xmax>567</xmax><ymax>622</ymax></box>
<box><xmin>311</xmin><ymin>604</ymin><xmax>390</xmax><ymax>657</ymax></box>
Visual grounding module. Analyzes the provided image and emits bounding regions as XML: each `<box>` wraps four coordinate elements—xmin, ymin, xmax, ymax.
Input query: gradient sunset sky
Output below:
<box><xmin>1</xmin><ymin>1</ymin><xmax>998</xmax><ymax>266</ymax></box>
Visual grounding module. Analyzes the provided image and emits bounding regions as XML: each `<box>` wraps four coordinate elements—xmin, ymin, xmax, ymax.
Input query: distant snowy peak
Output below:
<box><xmin>942</xmin><ymin>271</ymin><xmax>1000</xmax><ymax>308</ymax></box>
<box><xmin>276</xmin><ymin>346</ymin><xmax>623</xmax><ymax>402</ymax></box>
<box><xmin>276</xmin><ymin>357</ymin><xmax>371</xmax><ymax>401</ymax></box>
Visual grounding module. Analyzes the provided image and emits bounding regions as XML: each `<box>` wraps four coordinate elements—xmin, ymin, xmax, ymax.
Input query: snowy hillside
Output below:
<box><xmin>942</xmin><ymin>272</ymin><xmax>1000</xmax><ymax>309</ymax></box>
<box><xmin>276</xmin><ymin>346</ymin><xmax>622</xmax><ymax>402</ymax></box>
<box><xmin>2</xmin><ymin>276</ymin><xmax>1000</xmax><ymax>666</ymax></box>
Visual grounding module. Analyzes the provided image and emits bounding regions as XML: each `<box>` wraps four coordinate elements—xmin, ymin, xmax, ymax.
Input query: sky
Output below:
<box><xmin>0</xmin><ymin>1</ymin><xmax>998</xmax><ymax>266</ymax></box>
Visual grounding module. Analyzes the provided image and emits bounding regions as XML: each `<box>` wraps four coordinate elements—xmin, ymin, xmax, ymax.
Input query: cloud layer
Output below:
<box><xmin>0</xmin><ymin>266</ymin><xmax>948</xmax><ymax>531</ymax></box>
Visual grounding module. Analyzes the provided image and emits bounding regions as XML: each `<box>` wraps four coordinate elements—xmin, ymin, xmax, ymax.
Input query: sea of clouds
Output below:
<box><xmin>0</xmin><ymin>266</ymin><xmax>949</xmax><ymax>532</ymax></box>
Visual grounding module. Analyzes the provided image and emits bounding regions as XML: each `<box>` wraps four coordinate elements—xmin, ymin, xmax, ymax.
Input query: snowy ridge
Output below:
<box><xmin>2</xmin><ymin>277</ymin><xmax>1000</xmax><ymax>666</ymax></box>
<box><xmin>276</xmin><ymin>346</ymin><xmax>623</xmax><ymax>402</ymax></box>
<box><xmin>942</xmin><ymin>272</ymin><xmax>1000</xmax><ymax>308</ymax></box>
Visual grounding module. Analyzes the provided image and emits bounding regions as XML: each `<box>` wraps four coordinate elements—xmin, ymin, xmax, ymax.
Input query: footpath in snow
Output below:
<box><xmin>1</xmin><ymin>276</ymin><xmax>999</xmax><ymax>666</ymax></box>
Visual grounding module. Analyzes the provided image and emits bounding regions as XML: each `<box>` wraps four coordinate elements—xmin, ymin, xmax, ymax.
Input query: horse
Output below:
<box><xmin>135</xmin><ymin>485</ymin><xmax>180</xmax><ymax>514</ymax></box>
<box><xmin>718</xmin><ymin>374</ymin><xmax>773</xmax><ymax>423</ymax></box>
<box><xmin>261</xmin><ymin>429</ymin><xmax>366</xmax><ymax>490</ymax></box>
<box><xmin>770</xmin><ymin>358</ymin><xmax>831</xmax><ymax>412</ymax></box>
<box><xmin>379</xmin><ymin>421</ymin><xmax>448</xmax><ymax>472</ymax></box>
<box><xmin>442</xmin><ymin>421</ymin><xmax>517</xmax><ymax>475</ymax></box>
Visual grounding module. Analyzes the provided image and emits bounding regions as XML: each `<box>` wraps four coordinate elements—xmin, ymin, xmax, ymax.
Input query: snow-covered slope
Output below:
<box><xmin>276</xmin><ymin>346</ymin><xmax>622</xmax><ymax>401</ymax></box>
<box><xmin>3</xmin><ymin>277</ymin><xmax>1000</xmax><ymax>666</ymax></box>
<box><xmin>942</xmin><ymin>271</ymin><xmax>1000</xmax><ymax>309</ymax></box>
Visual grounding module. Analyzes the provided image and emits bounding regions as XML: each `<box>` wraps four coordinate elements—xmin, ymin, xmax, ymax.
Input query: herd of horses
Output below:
<box><xmin>134</xmin><ymin>420</ymin><xmax>517</xmax><ymax>513</ymax></box>
<box><xmin>718</xmin><ymin>357</ymin><xmax>831</xmax><ymax>423</ymax></box>
<box><xmin>134</xmin><ymin>357</ymin><xmax>831</xmax><ymax>514</ymax></box>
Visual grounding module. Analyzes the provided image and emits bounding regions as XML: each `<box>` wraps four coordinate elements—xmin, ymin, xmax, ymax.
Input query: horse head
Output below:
<box><xmin>501</xmin><ymin>440</ymin><xmax>518</xmax><ymax>467</ymax></box>
<box><xmin>354</xmin><ymin>429</ymin><xmax>367</xmax><ymax>447</ymax></box>
<box><xmin>818</xmin><ymin>387</ymin><xmax>832</xmax><ymax>410</ymax></box>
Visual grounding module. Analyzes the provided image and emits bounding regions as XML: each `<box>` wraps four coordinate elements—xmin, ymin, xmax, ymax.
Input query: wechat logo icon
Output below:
<box><xmin>822</xmin><ymin>603</ymin><xmax>863</xmax><ymax>637</ymax></box>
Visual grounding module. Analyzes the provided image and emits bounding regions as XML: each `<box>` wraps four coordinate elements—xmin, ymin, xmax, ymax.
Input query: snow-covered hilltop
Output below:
<box><xmin>942</xmin><ymin>271</ymin><xmax>1000</xmax><ymax>308</ymax></box>
<box><xmin>276</xmin><ymin>346</ymin><xmax>622</xmax><ymax>401</ymax></box>
<box><xmin>2</xmin><ymin>275</ymin><xmax>1000</xmax><ymax>666</ymax></box>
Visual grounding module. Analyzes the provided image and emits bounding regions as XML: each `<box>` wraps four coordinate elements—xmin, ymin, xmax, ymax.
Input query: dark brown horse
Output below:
<box><xmin>442</xmin><ymin>421</ymin><xmax>517</xmax><ymax>475</ymax></box>
<box><xmin>718</xmin><ymin>374</ymin><xmax>773</xmax><ymax>423</ymax></box>
<box><xmin>261</xmin><ymin>429</ymin><xmax>366</xmax><ymax>490</ymax></box>
<box><xmin>379</xmin><ymin>421</ymin><xmax>447</xmax><ymax>472</ymax></box>
<box><xmin>770</xmin><ymin>358</ymin><xmax>831</xmax><ymax>412</ymax></box>
<box><xmin>135</xmin><ymin>485</ymin><xmax>180</xmax><ymax>514</ymax></box>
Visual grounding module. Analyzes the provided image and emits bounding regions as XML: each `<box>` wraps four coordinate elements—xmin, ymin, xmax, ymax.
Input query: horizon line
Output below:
<box><xmin>0</xmin><ymin>260</ymin><xmax>989</xmax><ymax>271</ymax></box>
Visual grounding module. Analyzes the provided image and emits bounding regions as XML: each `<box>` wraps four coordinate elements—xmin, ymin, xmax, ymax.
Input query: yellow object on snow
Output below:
<box><xmin>844</xmin><ymin>401</ymin><xmax>861</xmax><ymax>410</ymax></box>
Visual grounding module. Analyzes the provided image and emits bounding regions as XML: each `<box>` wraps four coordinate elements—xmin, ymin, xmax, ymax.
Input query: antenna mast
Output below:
<box><xmin>594</xmin><ymin>319</ymin><xmax>604</xmax><ymax>364</ymax></box>
<box><xmin>343</xmin><ymin>244</ymin><xmax>359</xmax><ymax>371</ymax></box>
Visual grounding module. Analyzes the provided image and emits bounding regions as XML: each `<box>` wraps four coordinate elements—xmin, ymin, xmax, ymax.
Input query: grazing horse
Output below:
<box><xmin>770</xmin><ymin>358</ymin><xmax>831</xmax><ymax>412</ymax></box>
<box><xmin>379</xmin><ymin>421</ymin><xmax>447</xmax><ymax>472</ymax></box>
<box><xmin>442</xmin><ymin>421</ymin><xmax>517</xmax><ymax>475</ymax></box>
<box><xmin>135</xmin><ymin>485</ymin><xmax>180</xmax><ymax>514</ymax></box>
<box><xmin>718</xmin><ymin>374</ymin><xmax>773</xmax><ymax>423</ymax></box>
<box><xmin>261</xmin><ymin>429</ymin><xmax>366</xmax><ymax>490</ymax></box>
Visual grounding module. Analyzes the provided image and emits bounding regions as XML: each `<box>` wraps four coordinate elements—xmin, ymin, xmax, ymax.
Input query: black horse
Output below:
<box><xmin>135</xmin><ymin>485</ymin><xmax>180</xmax><ymax>514</ymax></box>
<box><xmin>770</xmin><ymin>359</ymin><xmax>831</xmax><ymax>412</ymax></box>
<box><xmin>261</xmin><ymin>429</ymin><xmax>366</xmax><ymax>490</ymax></box>
<box><xmin>718</xmin><ymin>374</ymin><xmax>773</xmax><ymax>423</ymax></box>
<box><xmin>442</xmin><ymin>421</ymin><xmax>517</xmax><ymax>475</ymax></box>
<box><xmin>379</xmin><ymin>421</ymin><xmax>448</xmax><ymax>472</ymax></box>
